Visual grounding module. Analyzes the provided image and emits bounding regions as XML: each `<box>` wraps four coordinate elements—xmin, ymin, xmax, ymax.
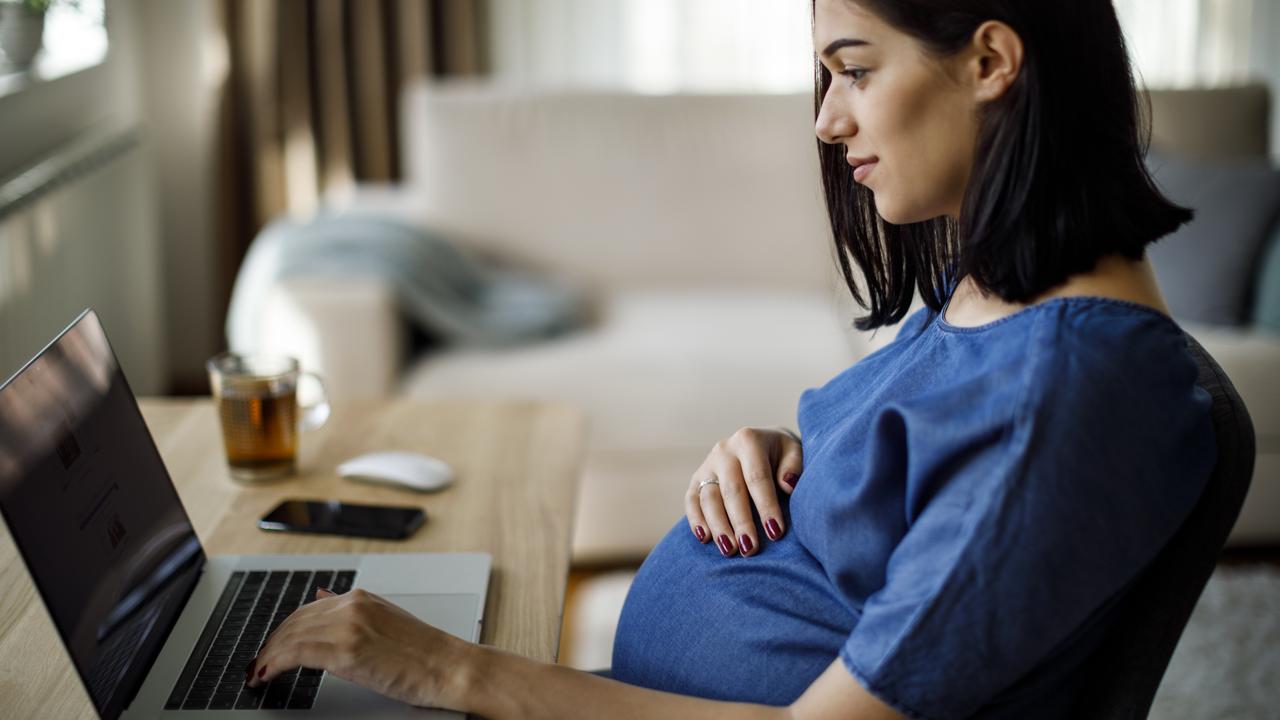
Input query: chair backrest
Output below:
<box><xmin>1071</xmin><ymin>333</ymin><xmax>1256</xmax><ymax>719</ymax></box>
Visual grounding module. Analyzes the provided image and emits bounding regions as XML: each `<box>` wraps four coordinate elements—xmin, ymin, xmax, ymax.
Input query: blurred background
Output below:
<box><xmin>0</xmin><ymin>0</ymin><xmax>1276</xmax><ymax>393</ymax></box>
<box><xmin>1</xmin><ymin>2</ymin><xmax>1278</xmax><ymax>716</ymax></box>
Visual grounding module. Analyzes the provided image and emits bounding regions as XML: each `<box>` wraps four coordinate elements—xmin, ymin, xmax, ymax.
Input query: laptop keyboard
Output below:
<box><xmin>164</xmin><ymin>569</ymin><xmax>357</xmax><ymax>711</ymax></box>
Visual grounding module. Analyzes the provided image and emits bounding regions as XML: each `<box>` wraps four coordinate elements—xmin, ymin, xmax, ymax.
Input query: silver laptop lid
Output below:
<box><xmin>0</xmin><ymin>309</ymin><xmax>204</xmax><ymax>720</ymax></box>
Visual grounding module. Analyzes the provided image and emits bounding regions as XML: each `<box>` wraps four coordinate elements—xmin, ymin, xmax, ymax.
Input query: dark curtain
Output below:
<box><xmin>213</xmin><ymin>0</ymin><xmax>487</xmax><ymax>323</ymax></box>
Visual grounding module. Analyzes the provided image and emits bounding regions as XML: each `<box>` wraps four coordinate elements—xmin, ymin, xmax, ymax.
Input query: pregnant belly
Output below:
<box><xmin>611</xmin><ymin>516</ymin><xmax>858</xmax><ymax>705</ymax></box>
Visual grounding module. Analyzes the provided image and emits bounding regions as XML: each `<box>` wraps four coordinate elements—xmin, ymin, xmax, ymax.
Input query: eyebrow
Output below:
<box><xmin>821</xmin><ymin>38</ymin><xmax>871</xmax><ymax>57</ymax></box>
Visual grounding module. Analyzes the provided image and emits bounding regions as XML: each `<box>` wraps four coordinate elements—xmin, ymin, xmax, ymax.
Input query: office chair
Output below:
<box><xmin>1071</xmin><ymin>333</ymin><xmax>1256</xmax><ymax>718</ymax></box>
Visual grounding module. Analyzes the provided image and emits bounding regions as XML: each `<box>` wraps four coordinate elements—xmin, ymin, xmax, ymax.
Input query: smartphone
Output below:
<box><xmin>258</xmin><ymin>499</ymin><xmax>426</xmax><ymax>540</ymax></box>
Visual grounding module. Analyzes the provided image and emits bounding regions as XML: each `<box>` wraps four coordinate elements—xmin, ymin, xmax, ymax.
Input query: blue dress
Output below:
<box><xmin>611</xmin><ymin>297</ymin><xmax>1215</xmax><ymax>719</ymax></box>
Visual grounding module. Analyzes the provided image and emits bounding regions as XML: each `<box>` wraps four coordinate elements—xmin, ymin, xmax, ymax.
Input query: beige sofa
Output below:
<box><xmin>247</xmin><ymin>82</ymin><xmax>1280</xmax><ymax>563</ymax></box>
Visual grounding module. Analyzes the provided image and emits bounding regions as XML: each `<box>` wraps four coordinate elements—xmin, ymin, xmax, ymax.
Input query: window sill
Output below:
<box><xmin>0</xmin><ymin>47</ymin><xmax>106</xmax><ymax>99</ymax></box>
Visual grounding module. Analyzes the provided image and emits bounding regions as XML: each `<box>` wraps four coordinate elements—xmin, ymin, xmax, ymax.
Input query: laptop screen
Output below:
<box><xmin>0</xmin><ymin>310</ymin><xmax>204</xmax><ymax>720</ymax></box>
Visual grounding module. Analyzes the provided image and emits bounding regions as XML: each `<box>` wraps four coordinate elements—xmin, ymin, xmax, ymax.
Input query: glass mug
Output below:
<box><xmin>207</xmin><ymin>353</ymin><xmax>330</xmax><ymax>481</ymax></box>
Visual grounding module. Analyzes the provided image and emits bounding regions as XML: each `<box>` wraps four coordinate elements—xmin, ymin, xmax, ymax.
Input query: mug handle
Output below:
<box><xmin>298</xmin><ymin>371</ymin><xmax>331</xmax><ymax>431</ymax></box>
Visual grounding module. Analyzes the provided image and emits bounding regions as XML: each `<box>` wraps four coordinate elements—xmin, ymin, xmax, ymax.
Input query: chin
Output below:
<box><xmin>873</xmin><ymin>195</ymin><xmax>943</xmax><ymax>226</ymax></box>
<box><xmin>872</xmin><ymin>201</ymin><xmax>918</xmax><ymax>226</ymax></box>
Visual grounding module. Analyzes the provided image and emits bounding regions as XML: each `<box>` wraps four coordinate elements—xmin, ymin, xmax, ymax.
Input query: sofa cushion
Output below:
<box><xmin>398</xmin><ymin>85</ymin><xmax>835</xmax><ymax>292</ymax></box>
<box><xmin>1146</xmin><ymin>153</ymin><xmax>1280</xmax><ymax>326</ymax></box>
<box><xmin>400</xmin><ymin>289</ymin><xmax>873</xmax><ymax>450</ymax></box>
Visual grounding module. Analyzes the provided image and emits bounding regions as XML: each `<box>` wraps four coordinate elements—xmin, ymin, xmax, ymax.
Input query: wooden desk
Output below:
<box><xmin>0</xmin><ymin>398</ymin><xmax>585</xmax><ymax>719</ymax></box>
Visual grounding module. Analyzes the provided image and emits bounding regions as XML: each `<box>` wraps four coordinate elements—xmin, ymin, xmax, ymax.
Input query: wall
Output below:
<box><xmin>0</xmin><ymin>0</ymin><xmax>168</xmax><ymax>392</ymax></box>
<box><xmin>0</xmin><ymin>0</ymin><xmax>229</xmax><ymax>394</ymax></box>
<box><xmin>130</xmin><ymin>0</ymin><xmax>224</xmax><ymax>393</ymax></box>
<box><xmin>0</xmin><ymin>136</ymin><xmax>167</xmax><ymax>394</ymax></box>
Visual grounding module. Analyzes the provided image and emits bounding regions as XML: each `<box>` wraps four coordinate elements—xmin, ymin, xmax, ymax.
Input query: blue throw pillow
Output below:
<box><xmin>1146</xmin><ymin>152</ymin><xmax>1280</xmax><ymax>326</ymax></box>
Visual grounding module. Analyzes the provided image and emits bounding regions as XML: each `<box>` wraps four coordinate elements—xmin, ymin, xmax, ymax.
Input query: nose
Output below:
<box><xmin>815</xmin><ymin>87</ymin><xmax>855</xmax><ymax>145</ymax></box>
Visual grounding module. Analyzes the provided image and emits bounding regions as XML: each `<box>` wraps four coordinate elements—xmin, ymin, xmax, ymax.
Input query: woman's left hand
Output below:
<box><xmin>245</xmin><ymin>588</ymin><xmax>472</xmax><ymax>709</ymax></box>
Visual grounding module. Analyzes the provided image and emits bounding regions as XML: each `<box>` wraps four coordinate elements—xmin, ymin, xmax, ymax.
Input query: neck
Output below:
<box><xmin>945</xmin><ymin>254</ymin><xmax>1171</xmax><ymax>328</ymax></box>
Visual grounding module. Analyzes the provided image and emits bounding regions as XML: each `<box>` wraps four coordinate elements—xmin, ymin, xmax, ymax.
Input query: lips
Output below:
<box><xmin>847</xmin><ymin>155</ymin><xmax>879</xmax><ymax>183</ymax></box>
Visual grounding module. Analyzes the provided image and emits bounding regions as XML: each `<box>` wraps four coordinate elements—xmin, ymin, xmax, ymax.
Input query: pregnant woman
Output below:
<box><xmin>247</xmin><ymin>1</ymin><xmax>1215</xmax><ymax>717</ymax></box>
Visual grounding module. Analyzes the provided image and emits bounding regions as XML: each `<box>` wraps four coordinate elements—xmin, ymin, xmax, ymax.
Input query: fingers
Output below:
<box><xmin>697</xmin><ymin>474</ymin><xmax>738</xmax><ymax>557</ymax></box>
<box><xmin>685</xmin><ymin>476</ymin><xmax>711</xmax><ymax>543</ymax></box>
<box><xmin>737</xmin><ymin>436</ymin><xmax>786</xmax><ymax>543</ymax></box>
<box><xmin>247</xmin><ymin>591</ymin><xmax>341</xmax><ymax>687</ymax></box>
<box><xmin>249</xmin><ymin>638</ymin><xmax>337</xmax><ymax>687</ymax></box>
<box><xmin>712</xmin><ymin>454</ymin><xmax>760</xmax><ymax>557</ymax></box>
<box><xmin>775</xmin><ymin>431</ymin><xmax>804</xmax><ymax>495</ymax></box>
<box><xmin>689</xmin><ymin>427</ymin><xmax>805</xmax><ymax>558</ymax></box>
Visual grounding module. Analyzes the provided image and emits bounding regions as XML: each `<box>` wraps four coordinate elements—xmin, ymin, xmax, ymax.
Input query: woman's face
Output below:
<box><xmin>814</xmin><ymin>0</ymin><xmax>980</xmax><ymax>224</ymax></box>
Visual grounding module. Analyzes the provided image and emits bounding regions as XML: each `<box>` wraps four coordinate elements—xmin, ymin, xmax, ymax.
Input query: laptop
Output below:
<box><xmin>0</xmin><ymin>310</ymin><xmax>491</xmax><ymax>719</ymax></box>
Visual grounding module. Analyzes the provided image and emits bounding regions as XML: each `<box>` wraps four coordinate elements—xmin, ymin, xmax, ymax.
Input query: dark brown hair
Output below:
<box><xmin>816</xmin><ymin>0</ymin><xmax>1192</xmax><ymax>330</ymax></box>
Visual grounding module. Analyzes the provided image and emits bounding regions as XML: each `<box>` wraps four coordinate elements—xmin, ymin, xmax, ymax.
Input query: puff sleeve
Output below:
<box><xmin>839</xmin><ymin>313</ymin><xmax>1215</xmax><ymax>719</ymax></box>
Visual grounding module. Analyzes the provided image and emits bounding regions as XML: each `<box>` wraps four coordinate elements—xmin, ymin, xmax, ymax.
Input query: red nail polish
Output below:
<box><xmin>765</xmin><ymin>518</ymin><xmax>782</xmax><ymax>540</ymax></box>
<box><xmin>783</xmin><ymin>472</ymin><xmax>799</xmax><ymax>488</ymax></box>
<box><xmin>717</xmin><ymin>534</ymin><xmax>734</xmax><ymax>556</ymax></box>
<box><xmin>740</xmin><ymin>534</ymin><xmax>754</xmax><ymax>555</ymax></box>
<box><xmin>694</xmin><ymin>525</ymin><xmax>706</xmax><ymax>542</ymax></box>
<box><xmin>257</xmin><ymin>666</ymin><xmax>267</xmax><ymax>679</ymax></box>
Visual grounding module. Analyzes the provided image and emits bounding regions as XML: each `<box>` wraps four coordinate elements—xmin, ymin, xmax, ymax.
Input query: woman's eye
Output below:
<box><xmin>840</xmin><ymin>68</ymin><xmax>869</xmax><ymax>87</ymax></box>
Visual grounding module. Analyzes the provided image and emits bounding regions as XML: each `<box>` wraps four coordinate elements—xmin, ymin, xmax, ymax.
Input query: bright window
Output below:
<box><xmin>617</xmin><ymin>0</ymin><xmax>812</xmax><ymax>93</ymax></box>
<box><xmin>488</xmin><ymin>0</ymin><xmax>813</xmax><ymax>93</ymax></box>
<box><xmin>0</xmin><ymin>0</ymin><xmax>107</xmax><ymax>97</ymax></box>
<box><xmin>1114</xmin><ymin>0</ymin><xmax>1256</xmax><ymax>87</ymax></box>
<box><xmin>490</xmin><ymin>0</ymin><xmax>1261</xmax><ymax>94</ymax></box>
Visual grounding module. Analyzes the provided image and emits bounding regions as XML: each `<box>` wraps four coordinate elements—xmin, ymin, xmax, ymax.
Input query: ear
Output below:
<box><xmin>967</xmin><ymin>20</ymin><xmax>1024</xmax><ymax>102</ymax></box>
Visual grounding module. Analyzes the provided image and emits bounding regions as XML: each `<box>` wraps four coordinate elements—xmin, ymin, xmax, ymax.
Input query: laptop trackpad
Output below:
<box><xmin>383</xmin><ymin>594</ymin><xmax>481</xmax><ymax>643</ymax></box>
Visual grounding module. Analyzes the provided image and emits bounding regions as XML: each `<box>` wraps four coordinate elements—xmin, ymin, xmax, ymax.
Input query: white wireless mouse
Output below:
<box><xmin>337</xmin><ymin>451</ymin><xmax>455</xmax><ymax>492</ymax></box>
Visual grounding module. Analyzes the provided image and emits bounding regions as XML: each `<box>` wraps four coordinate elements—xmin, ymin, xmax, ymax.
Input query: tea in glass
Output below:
<box><xmin>207</xmin><ymin>353</ymin><xmax>328</xmax><ymax>481</ymax></box>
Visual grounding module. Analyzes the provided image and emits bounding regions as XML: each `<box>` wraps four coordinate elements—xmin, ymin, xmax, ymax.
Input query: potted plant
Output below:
<box><xmin>0</xmin><ymin>0</ymin><xmax>53</xmax><ymax>70</ymax></box>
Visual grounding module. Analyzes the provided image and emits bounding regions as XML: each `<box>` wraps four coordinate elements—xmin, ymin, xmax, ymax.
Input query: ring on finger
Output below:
<box><xmin>697</xmin><ymin>476</ymin><xmax>720</xmax><ymax>494</ymax></box>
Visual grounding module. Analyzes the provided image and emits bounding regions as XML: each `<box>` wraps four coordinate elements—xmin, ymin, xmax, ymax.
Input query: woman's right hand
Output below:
<box><xmin>685</xmin><ymin>427</ymin><xmax>803</xmax><ymax>557</ymax></box>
